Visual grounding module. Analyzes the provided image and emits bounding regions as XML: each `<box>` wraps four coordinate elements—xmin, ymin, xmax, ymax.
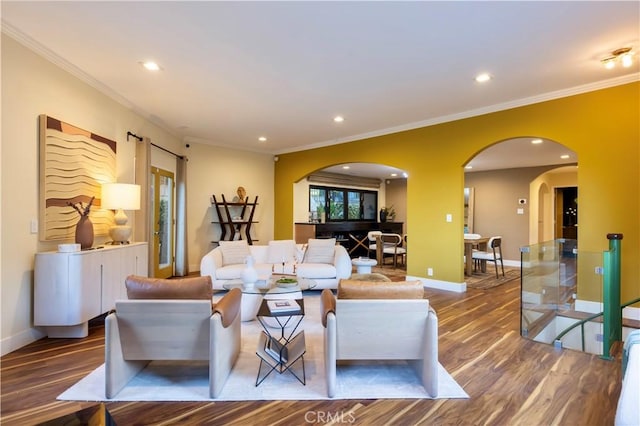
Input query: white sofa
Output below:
<box><xmin>200</xmin><ymin>239</ymin><xmax>352</xmax><ymax>290</ymax></box>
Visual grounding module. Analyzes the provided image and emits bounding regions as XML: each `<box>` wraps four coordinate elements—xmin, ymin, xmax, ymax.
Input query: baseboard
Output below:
<box><xmin>1</xmin><ymin>327</ymin><xmax>46</xmax><ymax>356</ymax></box>
<box><xmin>407</xmin><ymin>275</ymin><xmax>466</xmax><ymax>293</ymax></box>
<box><xmin>575</xmin><ymin>299</ymin><xmax>640</xmax><ymax>322</ymax></box>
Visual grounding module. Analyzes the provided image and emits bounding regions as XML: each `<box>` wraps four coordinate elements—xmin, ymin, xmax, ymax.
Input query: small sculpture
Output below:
<box><xmin>236</xmin><ymin>186</ymin><xmax>246</xmax><ymax>202</ymax></box>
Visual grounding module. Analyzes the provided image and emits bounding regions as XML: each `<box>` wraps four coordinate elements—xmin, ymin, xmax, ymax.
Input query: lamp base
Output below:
<box><xmin>108</xmin><ymin>225</ymin><xmax>132</xmax><ymax>244</ymax></box>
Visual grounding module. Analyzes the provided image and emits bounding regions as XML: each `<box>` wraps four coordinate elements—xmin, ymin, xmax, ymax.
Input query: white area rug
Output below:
<box><xmin>58</xmin><ymin>294</ymin><xmax>468</xmax><ymax>401</ymax></box>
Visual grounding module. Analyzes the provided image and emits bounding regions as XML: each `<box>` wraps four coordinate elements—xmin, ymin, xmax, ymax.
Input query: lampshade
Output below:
<box><xmin>101</xmin><ymin>183</ymin><xmax>141</xmax><ymax>244</ymax></box>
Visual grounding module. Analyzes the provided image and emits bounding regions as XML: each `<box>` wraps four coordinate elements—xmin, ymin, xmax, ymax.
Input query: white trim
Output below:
<box><xmin>407</xmin><ymin>275</ymin><xmax>466</xmax><ymax>293</ymax></box>
<box><xmin>276</xmin><ymin>75</ymin><xmax>639</xmax><ymax>155</ymax></box>
<box><xmin>574</xmin><ymin>300</ymin><xmax>640</xmax><ymax>322</ymax></box>
<box><xmin>0</xmin><ymin>328</ymin><xmax>46</xmax><ymax>357</ymax></box>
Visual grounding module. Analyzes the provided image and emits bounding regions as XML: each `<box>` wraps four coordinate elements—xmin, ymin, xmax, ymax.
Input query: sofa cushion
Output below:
<box><xmin>267</xmin><ymin>240</ymin><xmax>297</xmax><ymax>264</ymax></box>
<box><xmin>337</xmin><ymin>279</ymin><xmax>424</xmax><ymax>299</ymax></box>
<box><xmin>215</xmin><ymin>263</ymin><xmax>272</xmax><ymax>280</ymax></box>
<box><xmin>303</xmin><ymin>238</ymin><xmax>336</xmax><ymax>264</ymax></box>
<box><xmin>219</xmin><ymin>240</ymin><xmax>250</xmax><ymax>265</ymax></box>
<box><xmin>296</xmin><ymin>263</ymin><xmax>337</xmax><ymax>279</ymax></box>
<box><xmin>125</xmin><ymin>275</ymin><xmax>213</xmax><ymax>300</ymax></box>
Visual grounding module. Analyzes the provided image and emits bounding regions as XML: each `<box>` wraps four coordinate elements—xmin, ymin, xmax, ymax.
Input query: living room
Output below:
<box><xmin>1</xmin><ymin>2</ymin><xmax>639</xmax><ymax>423</ymax></box>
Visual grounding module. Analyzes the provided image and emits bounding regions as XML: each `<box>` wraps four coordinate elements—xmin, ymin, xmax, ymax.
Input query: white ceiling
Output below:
<box><xmin>2</xmin><ymin>1</ymin><xmax>639</xmax><ymax>175</ymax></box>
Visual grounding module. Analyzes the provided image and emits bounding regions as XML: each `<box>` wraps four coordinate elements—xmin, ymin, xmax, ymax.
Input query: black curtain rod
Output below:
<box><xmin>151</xmin><ymin>142</ymin><xmax>185</xmax><ymax>160</ymax></box>
<box><xmin>126</xmin><ymin>131</ymin><xmax>143</xmax><ymax>142</ymax></box>
<box><xmin>127</xmin><ymin>131</ymin><xmax>185</xmax><ymax>159</ymax></box>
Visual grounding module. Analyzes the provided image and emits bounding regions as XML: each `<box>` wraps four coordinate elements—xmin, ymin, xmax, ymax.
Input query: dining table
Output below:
<box><xmin>464</xmin><ymin>236</ymin><xmax>490</xmax><ymax>276</ymax></box>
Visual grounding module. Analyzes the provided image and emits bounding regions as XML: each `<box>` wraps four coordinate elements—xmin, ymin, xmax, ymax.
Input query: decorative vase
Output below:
<box><xmin>241</xmin><ymin>255</ymin><xmax>258</xmax><ymax>288</ymax></box>
<box><xmin>379</xmin><ymin>209</ymin><xmax>388</xmax><ymax>223</ymax></box>
<box><xmin>75</xmin><ymin>216</ymin><xmax>94</xmax><ymax>250</ymax></box>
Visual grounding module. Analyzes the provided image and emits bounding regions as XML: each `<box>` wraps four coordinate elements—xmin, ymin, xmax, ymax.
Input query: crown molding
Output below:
<box><xmin>276</xmin><ymin>73</ymin><xmax>640</xmax><ymax>155</ymax></box>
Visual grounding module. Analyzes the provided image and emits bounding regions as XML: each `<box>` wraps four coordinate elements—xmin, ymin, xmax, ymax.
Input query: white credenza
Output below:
<box><xmin>35</xmin><ymin>242</ymin><xmax>148</xmax><ymax>338</ymax></box>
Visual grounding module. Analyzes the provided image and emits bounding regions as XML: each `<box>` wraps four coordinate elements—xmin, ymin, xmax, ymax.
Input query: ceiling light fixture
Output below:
<box><xmin>333</xmin><ymin>116</ymin><xmax>344</xmax><ymax>123</ymax></box>
<box><xmin>475</xmin><ymin>73</ymin><xmax>492</xmax><ymax>83</ymax></box>
<box><xmin>342</xmin><ymin>165</ymin><xmax>350</xmax><ymax>170</ymax></box>
<box><xmin>258</xmin><ymin>136</ymin><xmax>267</xmax><ymax>142</ymax></box>
<box><xmin>531</xmin><ymin>139</ymin><xmax>543</xmax><ymax>144</ymax></box>
<box><xmin>560</xmin><ymin>154</ymin><xmax>570</xmax><ymax>159</ymax></box>
<box><xmin>601</xmin><ymin>47</ymin><xmax>634</xmax><ymax>69</ymax></box>
<box><xmin>141</xmin><ymin>61</ymin><xmax>162</xmax><ymax>71</ymax></box>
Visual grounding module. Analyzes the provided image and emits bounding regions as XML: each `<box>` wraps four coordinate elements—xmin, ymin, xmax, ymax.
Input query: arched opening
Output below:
<box><xmin>292</xmin><ymin>162</ymin><xmax>408</xmax><ymax>263</ymax></box>
<box><xmin>464</xmin><ymin>137</ymin><xmax>578</xmax><ymax>267</ymax></box>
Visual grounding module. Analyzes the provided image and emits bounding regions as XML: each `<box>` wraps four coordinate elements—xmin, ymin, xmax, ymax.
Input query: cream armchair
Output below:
<box><xmin>320</xmin><ymin>279</ymin><xmax>438</xmax><ymax>398</ymax></box>
<box><xmin>105</xmin><ymin>275</ymin><xmax>242</xmax><ymax>398</ymax></box>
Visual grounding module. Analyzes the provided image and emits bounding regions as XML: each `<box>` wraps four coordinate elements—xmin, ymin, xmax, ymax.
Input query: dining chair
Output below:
<box><xmin>367</xmin><ymin>231</ymin><xmax>382</xmax><ymax>258</ymax></box>
<box><xmin>471</xmin><ymin>236</ymin><xmax>505</xmax><ymax>278</ymax></box>
<box><xmin>379</xmin><ymin>233</ymin><xmax>407</xmax><ymax>268</ymax></box>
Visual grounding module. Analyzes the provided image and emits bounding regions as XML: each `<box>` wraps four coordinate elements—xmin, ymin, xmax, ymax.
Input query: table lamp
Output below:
<box><xmin>101</xmin><ymin>183</ymin><xmax>141</xmax><ymax>244</ymax></box>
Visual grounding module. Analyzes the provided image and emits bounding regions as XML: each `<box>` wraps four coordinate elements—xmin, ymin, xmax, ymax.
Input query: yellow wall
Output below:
<box><xmin>274</xmin><ymin>83</ymin><xmax>639</xmax><ymax>302</ymax></box>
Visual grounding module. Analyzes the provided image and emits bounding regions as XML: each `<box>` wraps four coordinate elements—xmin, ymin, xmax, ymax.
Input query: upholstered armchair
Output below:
<box><xmin>105</xmin><ymin>275</ymin><xmax>242</xmax><ymax>398</ymax></box>
<box><xmin>320</xmin><ymin>279</ymin><xmax>438</xmax><ymax>398</ymax></box>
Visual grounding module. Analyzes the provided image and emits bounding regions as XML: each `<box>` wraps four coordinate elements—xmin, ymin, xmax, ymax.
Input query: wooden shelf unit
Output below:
<box><xmin>211</xmin><ymin>194</ymin><xmax>259</xmax><ymax>244</ymax></box>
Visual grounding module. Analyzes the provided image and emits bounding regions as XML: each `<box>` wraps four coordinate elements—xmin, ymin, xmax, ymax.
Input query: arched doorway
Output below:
<box><xmin>464</xmin><ymin>138</ymin><xmax>577</xmax><ymax>263</ymax></box>
<box><xmin>292</xmin><ymin>162</ymin><xmax>408</xmax><ymax>259</ymax></box>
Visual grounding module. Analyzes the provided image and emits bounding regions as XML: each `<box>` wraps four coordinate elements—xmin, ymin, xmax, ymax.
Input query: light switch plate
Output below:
<box><xmin>446</xmin><ymin>214</ymin><xmax>452</xmax><ymax>222</ymax></box>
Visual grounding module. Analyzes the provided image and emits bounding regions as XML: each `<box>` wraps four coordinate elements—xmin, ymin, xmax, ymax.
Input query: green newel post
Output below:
<box><xmin>602</xmin><ymin>233</ymin><xmax>623</xmax><ymax>360</ymax></box>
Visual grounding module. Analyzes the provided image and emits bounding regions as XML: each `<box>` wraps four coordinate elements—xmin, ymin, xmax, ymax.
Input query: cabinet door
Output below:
<box><xmin>69</xmin><ymin>252</ymin><xmax>102</xmax><ymax>324</ymax></box>
<box><xmin>101</xmin><ymin>248</ymin><xmax>124</xmax><ymax>312</ymax></box>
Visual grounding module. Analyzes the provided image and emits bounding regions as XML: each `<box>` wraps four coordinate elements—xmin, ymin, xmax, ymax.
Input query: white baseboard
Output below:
<box><xmin>575</xmin><ymin>299</ymin><xmax>640</xmax><ymax>322</ymax></box>
<box><xmin>1</xmin><ymin>327</ymin><xmax>46</xmax><ymax>356</ymax></box>
<box><xmin>407</xmin><ymin>275</ymin><xmax>466</xmax><ymax>293</ymax></box>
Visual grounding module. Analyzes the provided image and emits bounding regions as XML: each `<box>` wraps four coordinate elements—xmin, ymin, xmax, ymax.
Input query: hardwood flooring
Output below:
<box><xmin>1</xmin><ymin>275</ymin><xmax>623</xmax><ymax>425</ymax></box>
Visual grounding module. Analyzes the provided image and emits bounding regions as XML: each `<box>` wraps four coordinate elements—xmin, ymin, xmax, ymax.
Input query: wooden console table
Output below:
<box><xmin>294</xmin><ymin>222</ymin><xmax>403</xmax><ymax>257</ymax></box>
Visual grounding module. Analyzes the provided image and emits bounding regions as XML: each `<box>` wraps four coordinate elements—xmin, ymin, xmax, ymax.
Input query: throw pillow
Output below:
<box><xmin>303</xmin><ymin>238</ymin><xmax>336</xmax><ymax>264</ymax></box>
<box><xmin>267</xmin><ymin>240</ymin><xmax>298</xmax><ymax>264</ymax></box>
<box><xmin>219</xmin><ymin>240</ymin><xmax>250</xmax><ymax>266</ymax></box>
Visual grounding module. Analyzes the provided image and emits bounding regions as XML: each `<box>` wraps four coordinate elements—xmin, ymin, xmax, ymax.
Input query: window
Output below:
<box><xmin>309</xmin><ymin>185</ymin><xmax>377</xmax><ymax>221</ymax></box>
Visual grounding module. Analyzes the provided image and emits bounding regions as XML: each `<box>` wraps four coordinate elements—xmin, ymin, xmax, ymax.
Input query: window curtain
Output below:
<box><xmin>174</xmin><ymin>156</ymin><xmax>188</xmax><ymax>276</ymax></box>
<box><xmin>134</xmin><ymin>137</ymin><xmax>153</xmax><ymax>276</ymax></box>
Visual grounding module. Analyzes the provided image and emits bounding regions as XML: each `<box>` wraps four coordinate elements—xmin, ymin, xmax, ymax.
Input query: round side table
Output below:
<box><xmin>351</xmin><ymin>257</ymin><xmax>377</xmax><ymax>274</ymax></box>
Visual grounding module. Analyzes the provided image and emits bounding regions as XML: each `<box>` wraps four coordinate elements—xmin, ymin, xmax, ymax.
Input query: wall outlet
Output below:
<box><xmin>427</xmin><ymin>268</ymin><xmax>433</xmax><ymax>276</ymax></box>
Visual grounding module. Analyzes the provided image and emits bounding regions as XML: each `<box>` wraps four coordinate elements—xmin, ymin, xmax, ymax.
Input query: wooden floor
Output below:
<box><xmin>1</xmin><ymin>275</ymin><xmax>623</xmax><ymax>425</ymax></box>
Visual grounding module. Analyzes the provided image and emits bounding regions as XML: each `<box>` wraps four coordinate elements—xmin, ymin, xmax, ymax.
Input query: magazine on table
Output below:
<box><xmin>264</xmin><ymin>335</ymin><xmax>288</xmax><ymax>362</ymax></box>
<box><xmin>267</xmin><ymin>299</ymin><xmax>301</xmax><ymax>314</ymax></box>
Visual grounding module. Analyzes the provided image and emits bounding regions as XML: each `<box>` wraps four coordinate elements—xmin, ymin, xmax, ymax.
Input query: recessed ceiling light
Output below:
<box><xmin>333</xmin><ymin>116</ymin><xmax>344</xmax><ymax>123</ymax></box>
<box><xmin>342</xmin><ymin>165</ymin><xmax>350</xmax><ymax>170</ymax></box>
<box><xmin>531</xmin><ymin>139</ymin><xmax>543</xmax><ymax>144</ymax></box>
<box><xmin>560</xmin><ymin>154</ymin><xmax>570</xmax><ymax>159</ymax></box>
<box><xmin>390</xmin><ymin>173</ymin><xmax>398</xmax><ymax>177</ymax></box>
<box><xmin>141</xmin><ymin>61</ymin><xmax>161</xmax><ymax>71</ymax></box>
<box><xmin>475</xmin><ymin>73</ymin><xmax>492</xmax><ymax>83</ymax></box>
<box><xmin>402</xmin><ymin>172</ymin><xmax>409</xmax><ymax>178</ymax></box>
<box><xmin>258</xmin><ymin>136</ymin><xmax>267</xmax><ymax>142</ymax></box>
<box><xmin>465</xmin><ymin>165</ymin><xmax>473</xmax><ymax>169</ymax></box>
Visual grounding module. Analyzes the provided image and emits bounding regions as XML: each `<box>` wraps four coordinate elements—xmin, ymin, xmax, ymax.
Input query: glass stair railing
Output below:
<box><xmin>521</xmin><ymin>235</ymin><xmax>636</xmax><ymax>358</ymax></box>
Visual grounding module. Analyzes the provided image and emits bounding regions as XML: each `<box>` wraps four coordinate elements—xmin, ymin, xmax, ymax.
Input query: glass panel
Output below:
<box><xmin>347</xmin><ymin>191</ymin><xmax>361</xmax><ymax>219</ymax></box>
<box><xmin>158</xmin><ymin>175</ymin><xmax>173</xmax><ymax>269</ymax></box>
<box><xmin>328</xmin><ymin>190</ymin><xmax>344</xmax><ymax>220</ymax></box>
<box><xmin>363</xmin><ymin>192</ymin><xmax>377</xmax><ymax>220</ymax></box>
<box><xmin>309</xmin><ymin>187</ymin><xmax>325</xmax><ymax>221</ymax></box>
<box><xmin>521</xmin><ymin>239</ymin><xmax>604</xmax><ymax>355</ymax></box>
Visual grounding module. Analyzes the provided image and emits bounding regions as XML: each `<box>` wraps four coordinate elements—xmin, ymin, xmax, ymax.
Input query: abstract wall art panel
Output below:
<box><xmin>39</xmin><ymin>115</ymin><xmax>116</xmax><ymax>241</ymax></box>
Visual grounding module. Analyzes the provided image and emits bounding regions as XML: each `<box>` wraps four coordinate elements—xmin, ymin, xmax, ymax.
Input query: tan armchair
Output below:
<box><xmin>320</xmin><ymin>279</ymin><xmax>438</xmax><ymax>398</ymax></box>
<box><xmin>105</xmin><ymin>275</ymin><xmax>242</xmax><ymax>398</ymax></box>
